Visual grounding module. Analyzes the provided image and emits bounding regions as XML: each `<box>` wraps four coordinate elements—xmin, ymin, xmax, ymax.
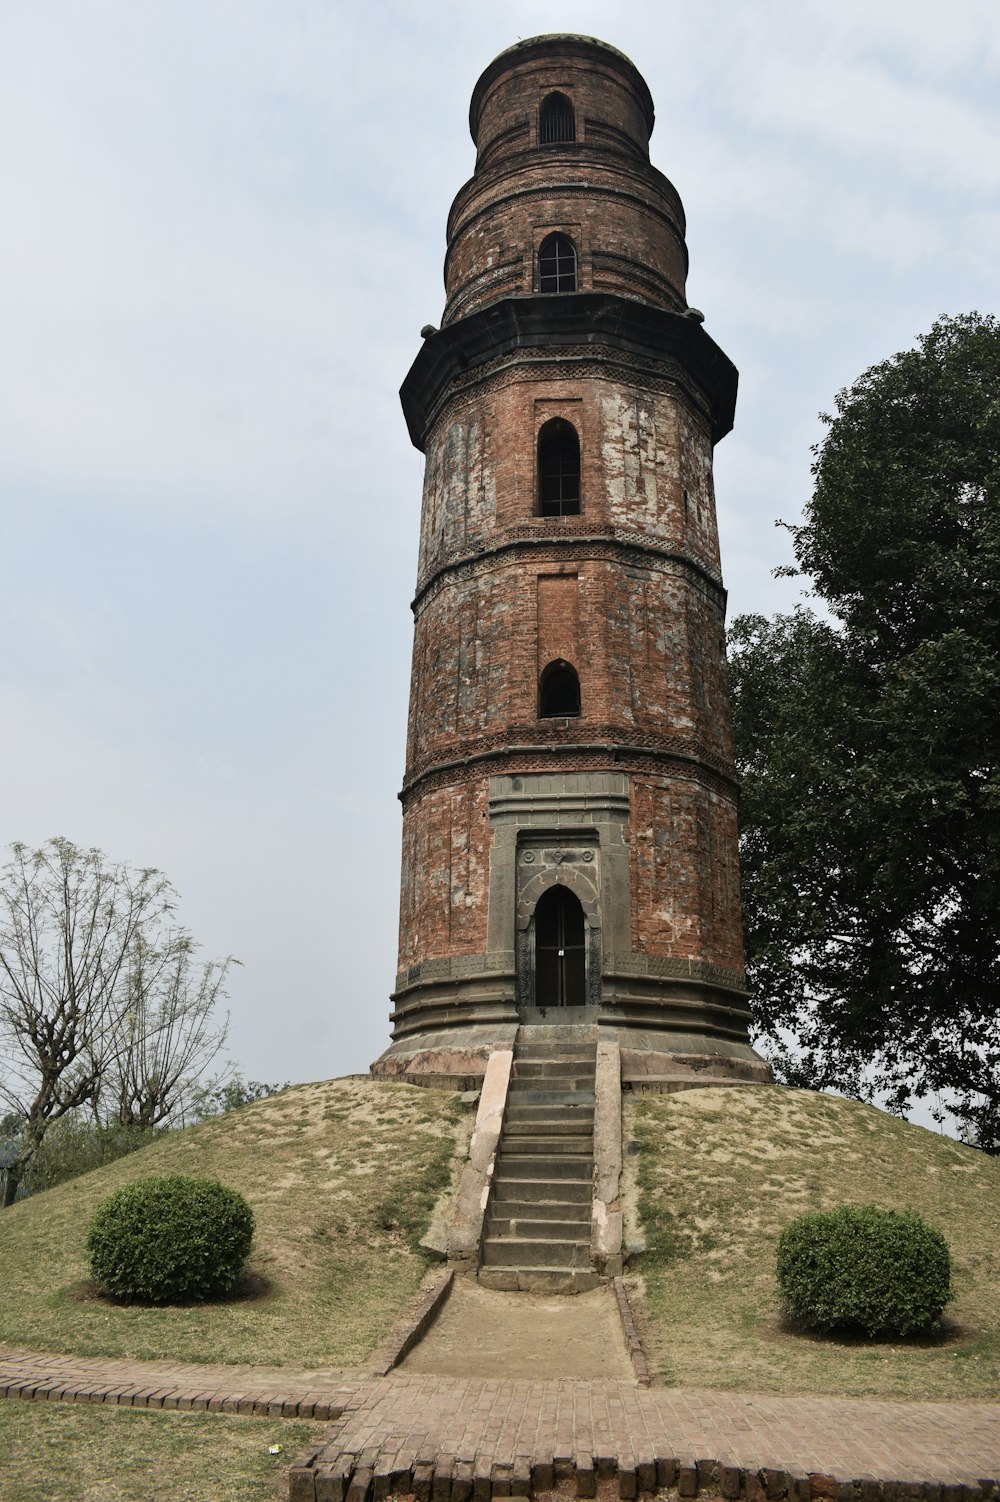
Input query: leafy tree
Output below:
<box><xmin>186</xmin><ymin>1075</ymin><xmax>287</xmax><ymax>1123</ymax></box>
<box><xmin>730</xmin><ymin>314</ymin><xmax>1000</xmax><ymax>1141</ymax></box>
<box><xmin>0</xmin><ymin>838</ymin><xmax>234</xmax><ymax>1202</ymax></box>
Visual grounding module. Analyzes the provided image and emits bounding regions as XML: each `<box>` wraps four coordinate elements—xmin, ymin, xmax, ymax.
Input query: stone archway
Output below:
<box><xmin>515</xmin><ymin>854</ymin><xmax>603</xmax><ymax>1011</ymax></box>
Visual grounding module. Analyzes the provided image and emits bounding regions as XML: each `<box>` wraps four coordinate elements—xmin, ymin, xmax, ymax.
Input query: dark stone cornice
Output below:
<box><xmin>400</xmin><ymin>293</ymin><xmax>738</xmax><ymax>450</ymax></box>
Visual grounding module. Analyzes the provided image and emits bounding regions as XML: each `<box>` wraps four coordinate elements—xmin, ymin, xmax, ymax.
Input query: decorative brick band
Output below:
<box><xmin>413</xmin><ymin>529</ymin><xmax>725</xmax><ymax>612</ymax></box>
<box><xmin>400</xmin><ymin>742</ymin><xmax>738</xmax><ymax>805</ymax></box>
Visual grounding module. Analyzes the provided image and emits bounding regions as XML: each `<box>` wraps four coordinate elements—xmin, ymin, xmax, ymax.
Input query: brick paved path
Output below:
<box><xmin>2</xmin><ymin>1345</ymin><xmax>999</xmax><ymax>1497</ymax></box>
<box><xmin>292</xmin><ymin>1373</ymin><xmax>1000</xmax><ymax>1498</ymax></box>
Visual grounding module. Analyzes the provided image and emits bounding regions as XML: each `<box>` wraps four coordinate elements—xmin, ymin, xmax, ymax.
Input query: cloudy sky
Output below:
<box><xmin>1</xmin><ymin>0</ymin><xmax>997</xmax><ymax>1094</ymax></box>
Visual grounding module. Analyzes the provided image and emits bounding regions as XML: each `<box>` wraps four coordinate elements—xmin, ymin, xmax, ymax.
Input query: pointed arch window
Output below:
<box><xmin>538</xmin><ymin>232</ymin><xmax>577</xmax><ymax>294</ymax></box>
<box><xmin>540</xmin><ymin>92</ymin><xmax>575</xmax><ymax>144</ymax></box>
<box><xmin>539</xmin><ymin>659</ymin><xmax>581</xmax><ymax>718</ymax></box>
<box><xmin>538</xmin><ymin>418</ymin><xmax>580</xmax><ymax>516</ymax></box>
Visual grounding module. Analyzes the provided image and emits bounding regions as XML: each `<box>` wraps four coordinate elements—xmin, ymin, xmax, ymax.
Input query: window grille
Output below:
<box><xmin>540</xmin><ymin>93</ymin><xmax>575</xmax><ymax>143</ymax></box>
<box><xmin>538</xmin><ymin>233</ymin><xmax>577</xmax><ymax>294</ymax></box>
<box><xmin>538</xmin><ymin>419</ymin><xmax>581</xmax><ymax>516</ymax></box>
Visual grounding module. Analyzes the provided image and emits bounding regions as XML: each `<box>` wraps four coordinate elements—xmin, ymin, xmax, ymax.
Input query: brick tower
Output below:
<box><xmin>373</xmin><ymin>35</ymin><xmax>770</xmax><ymax>1090</ymax></box>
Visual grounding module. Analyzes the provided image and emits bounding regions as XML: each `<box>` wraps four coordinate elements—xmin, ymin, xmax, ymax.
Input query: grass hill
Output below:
<box><xmin>626</xmin><ymin>1084</ymin><xmax>1000</xmax><ymax>1399</ymax></box>
<box><xmin>0</xmin><ymin>1077</ymin><xmax>468</xmax><ymax>1369</ymax></box>
<box><xmin>2</xmin><ymin>1075</ymin><xmax>998</xmax><ymax>1404</ymax></box>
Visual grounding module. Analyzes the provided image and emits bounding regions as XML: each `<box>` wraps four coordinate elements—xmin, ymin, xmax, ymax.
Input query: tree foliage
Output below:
<box><xmin>0</xmin><ymin>838</ymin><xmax>234</xmax><ymax>1201</ymax></box>
<box><xmin>730</xmin><ymin>314</ymin><xmax>1000</xmax><ymax>1140</ymax></box>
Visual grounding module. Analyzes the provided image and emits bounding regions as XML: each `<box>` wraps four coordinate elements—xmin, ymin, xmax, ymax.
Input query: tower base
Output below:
<box><xmin>370</xmin><ymin>1015</ymin><xmax>772</xmax><ymax>1090</ymax></box>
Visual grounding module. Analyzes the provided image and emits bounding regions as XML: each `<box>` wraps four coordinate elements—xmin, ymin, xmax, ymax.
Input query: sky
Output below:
<box><xmin>1</xmin><ymin>0</ymin><xmax>998</xmax><ymax>1097</ymax></box>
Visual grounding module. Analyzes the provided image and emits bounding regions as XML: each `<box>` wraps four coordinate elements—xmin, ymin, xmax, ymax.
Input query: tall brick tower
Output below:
<box><xmin>374</xmin><ymin>35</ymin><xmax>770</xmax><ymax>1090</ymax></box>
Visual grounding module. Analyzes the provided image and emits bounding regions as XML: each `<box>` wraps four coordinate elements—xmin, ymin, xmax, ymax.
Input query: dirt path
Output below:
<box><xmin>397</xmin><ymin>1278</ymin><xmax>634</xmax><ymax>1380</ymax></box>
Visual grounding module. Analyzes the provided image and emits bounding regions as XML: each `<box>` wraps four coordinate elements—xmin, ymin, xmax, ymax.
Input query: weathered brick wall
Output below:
<box><xmin>397</xmin><ymin>781</ymin><xmax>491</xmax><ymax>971</ymax></box>
<box><xmin>414</xmin><ymin>369</ymin><xmax>721</xmax><ymax>588</ymax></box>
<box><xmin>628</xmin><ymin>775</ymin><xmax>743</xmax><ymax>969</ymax></box>
<box><xmin>471</xmin><ymin>42</ymin><xmax>653</xmax><ymax>165</ymax></box>
<box><xmin>406</xmin><ymin>558</ymin><xmax>731</xmax><ymax>778</ymax></box>
<box><xmin>442</xmin><ymin>37</ymin><xmax>687</xmax><ymax>325</ymax></box>
<box><xmin>391</xmin><ymin>35</ymin><xmax>749</xmax><ymax>1020</ymax></box>
<box><xmin>443</xmin><ymin>172</ymin><xmax>688</xmax><ymax>324</ymax></box>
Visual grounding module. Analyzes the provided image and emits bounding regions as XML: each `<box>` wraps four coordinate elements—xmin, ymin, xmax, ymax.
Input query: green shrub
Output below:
<box><xmin>87</xmin><ymin>1176</ymin><xmax>254</xmax><ymax>1303</ymax></box>
<box><xmin>776</xmin><ymin>1204</ymin><xmax>953</xmax><ymax>1337</ymax></box>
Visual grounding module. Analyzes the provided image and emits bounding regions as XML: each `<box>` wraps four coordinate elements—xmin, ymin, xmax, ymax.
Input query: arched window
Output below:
<box><xmin>539</xmin><ymin>659</ymin><xmax>581</xmax><ymax>718</ymax></box>
<box><xmin>539</xmin><ymin>92</ymin><xmax>575</xmax><ymax>144</ymax></box>
<box><xmin>538</xmin><ymin>232</ymin><xmax>577</xmax><ymax>294</ymax></box>
<box><xmin>537</xmin><ymin>418</ymin><xmax>580</xmax><ymax>516</ymax></box>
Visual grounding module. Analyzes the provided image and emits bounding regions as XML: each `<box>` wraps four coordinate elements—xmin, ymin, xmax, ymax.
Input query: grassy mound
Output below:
<box><xmin>0</xmin><ymin>1077</ymin><xmax>467</xmax><ymax>1369</ymax></box>
<box><xmin>626</xmin><ymin>1085</ymin><xmax>1000</xmax><ymax>1399</ymax></box>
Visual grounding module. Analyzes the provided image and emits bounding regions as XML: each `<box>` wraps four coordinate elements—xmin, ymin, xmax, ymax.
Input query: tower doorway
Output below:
<box><xmin>534</xmin><ymin>884</ymin><xmax>587</xmax><ymax>1007</ymax></box>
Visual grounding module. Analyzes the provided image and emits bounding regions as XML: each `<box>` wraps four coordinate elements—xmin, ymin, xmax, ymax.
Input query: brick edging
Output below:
<box><xmin>0</xmin><ymin>1371</ymin><xmax>348</xmax><ymax>1421</ymax></box>
<box><xmin>287</xmin><ymin>1448</ymin><xmax>1000</xmax><ymax>1501</ymax></box>
<box><xmin>368</xmin><ymin>1269</ymin><xmax>455</xmax><ymax>1377</ymax></box>
<box><xmin>612</xmin><ymin>1276</ymin><xmax>650</xmax><ymax>1386</ymax></box>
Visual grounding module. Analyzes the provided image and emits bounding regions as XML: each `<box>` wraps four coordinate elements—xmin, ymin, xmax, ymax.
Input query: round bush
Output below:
<box><xmin>776</xmin><ymin>1204</ymin><xmax>953</xmax><ymax>1337</ymax></box>
<box><xmin>87</xmin><ymin>1175</ymin><xmax>254</xmax><ymax>1304</ymax></box>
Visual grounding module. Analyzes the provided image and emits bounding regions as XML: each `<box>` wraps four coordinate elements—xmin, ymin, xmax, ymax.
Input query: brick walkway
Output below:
<box><xmin>2</xmin><ymin>1345</ymin><xmax>999</xmax><ymax>1498</ymax></box>
<box><xmin>291</xmin><ymin>1373</ymin><xmax>1000</xmax><ymax>1498</ymax></box>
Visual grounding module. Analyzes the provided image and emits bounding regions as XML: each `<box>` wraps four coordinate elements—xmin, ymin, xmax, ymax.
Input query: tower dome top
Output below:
<box><xmin>469</xmin><ymin>33</ymin><xmax>655</xmax><ymax>145</ymax></box>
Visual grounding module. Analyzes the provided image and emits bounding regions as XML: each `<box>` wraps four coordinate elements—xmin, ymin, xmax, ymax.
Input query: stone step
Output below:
<box><xmin>504</xmin><ymin>1104</ymin><xmax>595</xmax><ymax>1125</ymax></box>
<box><xmin>495</xmin><ymin>1133</ymin><xmax>592</xmax><ymax>1155</ymax></box>
<box><xmin>515</xmin><ymin>1045</ymin><xmax>597</xmax><ymax>1062</ymax></box>
<box><xmin>486</xmin><ymin>1191</ymin><xmax>591</xmax><ymax>1218</ymax></box>
<box><xmin>489</xmin><ymin>1176</ymin><xmax>592</xmax><ymax>1206</ymax></box>
<box><xmin>485</xmin><ymin>1213</ymin><xmax>591</xmax><ymax>1239</ymax></box>
<box><xmin>506</xmin><ymin>1087</ymin><xmax>596</xmax><ymax>1106</ymax></box>
<box><xmin>481</xmin><ymin>1236</ymin><xmax>591</xmax><ymax>1269</ymax></box>
<box><xmin>478</xmin><ymin>1266</ymin><xmax>601</xmax><ymax>1294</ymax></box>
<box><xmin>492</xmin><ymin>1154</ymin><xmax>592</xmax><ymax>1181</ymax></box>
<box><xmin>517</xmin><ymin>1024</ymin><xmax>598</xmax><ymax>1042</ymax></box>
<box><xmin>509</xmin><ymin>1073</ymin><xmax>595</xmax><ymax>1088</ymax></box>
<box><xmin>513</xmin><ymin>1058</ymin><xmax>597</xmax><ymax>1078</ymax></box>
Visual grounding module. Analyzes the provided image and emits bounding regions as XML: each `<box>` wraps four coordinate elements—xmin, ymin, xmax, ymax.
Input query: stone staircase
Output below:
<box><xmin>479</xmin><ymin>1024</ymin><xmax>599</xmax><ymax>1293</ymax></box>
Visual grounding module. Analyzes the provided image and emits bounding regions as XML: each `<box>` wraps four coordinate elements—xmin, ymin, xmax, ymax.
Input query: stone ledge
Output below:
<box><xmin>368</xmin><ymin>1270</ymin><xmax>455</xmax><ymax>1377</ymax></box>
<box><xmin>448</xmin><ymin>1049</ymin><xmax>514</xmax><ymax>1268</ymax></box>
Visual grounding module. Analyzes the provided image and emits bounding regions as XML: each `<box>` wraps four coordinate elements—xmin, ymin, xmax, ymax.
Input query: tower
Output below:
<box><xmin>374</xmin><ymin>35</ymin><xmax>770</xmax><ymax>1090</ymax></box>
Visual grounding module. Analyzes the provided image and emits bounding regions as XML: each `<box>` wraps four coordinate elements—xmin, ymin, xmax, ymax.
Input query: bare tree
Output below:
<box><xmin>108</xmin><ymin>932</ymin><xmax>235</xmax><ymax>1129</ymax></box>
<box><xmin>0</xmin><ymin>838</ymin><xmax>233</xmax><ymax>1205</ymax></box>
<box><xmin>0</xmin><ymin>839</ymin><xmax>172</xmax><ymax>1201</ymax></box>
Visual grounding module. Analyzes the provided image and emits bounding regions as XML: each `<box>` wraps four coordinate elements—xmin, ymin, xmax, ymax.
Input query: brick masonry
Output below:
<box><xmin>2</xmin><ymin>1344</ymin><xmax>998</xmax><ymax>1497</ymax></box>
<box><xmin>288</xmin><ymin>1372</ymin><xmax>1000</xmax><ymax>1501</ymax></box>
<box><xmin>374</xmin><ymin>34</ymin><xmax>766</xmax><ymax>1080</ymax></box>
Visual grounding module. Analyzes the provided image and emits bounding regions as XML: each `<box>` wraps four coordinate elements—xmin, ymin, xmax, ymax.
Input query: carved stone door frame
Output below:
<box><xmin>515</xmin><ymin>838</ymin><xmax>602</xmax><ymax>1011</ymax></box>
